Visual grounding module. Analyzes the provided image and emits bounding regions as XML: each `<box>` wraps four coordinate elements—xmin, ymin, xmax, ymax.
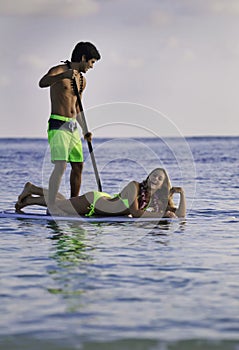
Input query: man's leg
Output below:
<box><xmin>48</xmin><ymin>160</ymin><xmax>67</xmax><ymax>208</ymax></box>
<box><xmin>70</xmin><ymin>162</ymin><xmax>83</xmax><ymax>197</ymax></box>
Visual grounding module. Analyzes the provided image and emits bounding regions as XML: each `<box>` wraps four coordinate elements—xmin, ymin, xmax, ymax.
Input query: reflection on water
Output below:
<box><xmin>49</xmin><ymin>222</ymin><xmax>91</xmax><ymax>265</ymax></box>
<box><xmin>46</xmin><ymin>222</ymin><xmax>95</xmax><ymax>312</ymax></box>
<box><xmin>43</xmin><ymin>219</ymin><xmax>186</xmax><ymax>318</ymax></box>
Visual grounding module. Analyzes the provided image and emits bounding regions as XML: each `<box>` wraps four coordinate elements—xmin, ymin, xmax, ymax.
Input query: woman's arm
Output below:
<box><xmin>169</xmin><ymin>187</ymin><xmax>186</xmax><ymax>218</ymax></box>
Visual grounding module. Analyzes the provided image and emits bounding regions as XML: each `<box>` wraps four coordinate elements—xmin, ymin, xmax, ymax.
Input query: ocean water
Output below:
<box><xmin>0</xmin><ymin>136</ymin><xmax>239</xmax><ymax>350</ymax></box>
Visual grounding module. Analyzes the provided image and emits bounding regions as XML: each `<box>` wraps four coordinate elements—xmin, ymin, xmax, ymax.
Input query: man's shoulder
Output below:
<box><xmin>49</xmin><ymin>63</ymin><xmax>66</xmax><ymax>74</ymax></box>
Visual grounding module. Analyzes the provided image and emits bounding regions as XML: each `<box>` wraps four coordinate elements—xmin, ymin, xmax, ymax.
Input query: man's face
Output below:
<box><xmin>82</xmin><ymin>57</ymin><xmax>97</xmax><ymax>73</ymax></box>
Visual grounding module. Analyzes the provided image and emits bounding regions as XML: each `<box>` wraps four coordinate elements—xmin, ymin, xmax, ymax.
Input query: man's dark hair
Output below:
<box><xmin>71</xmin><ymin>42</ymin><xmax>101</xmax><ymax>62</ymax></box>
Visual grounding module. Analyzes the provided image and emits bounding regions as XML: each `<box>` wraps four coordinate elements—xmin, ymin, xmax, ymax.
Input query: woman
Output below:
<box><xmin>15</xmin><ymin>168</ymin><xmax>186</xmax><ymax>218</ymax></box>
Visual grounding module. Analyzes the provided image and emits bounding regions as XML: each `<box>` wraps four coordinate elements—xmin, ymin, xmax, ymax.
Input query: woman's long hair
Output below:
<box><xmin>139</xmin><ymin>168</ymin><xmax>176</xmax><ymax>214</ymax></box>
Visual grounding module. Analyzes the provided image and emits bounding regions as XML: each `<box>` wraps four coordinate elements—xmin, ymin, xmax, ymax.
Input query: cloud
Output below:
<box><xmin>182</xmin><ymin>48</ymin><xmax>196</xmax><ymax>62</ymax></box>
<box><xmin>128</xmin><ymin>58</ymin><xmax>144</xmax><ymax>69</ymax></box>
<box><xmin>150</xmin><ymin>9</ymin><xmax>172</xmax><ymax>27</ymax></box>
<box><xmin>18</xmin><ymin>54</ymin><xmax>48</xmax><ymax>70</ymax></box>
<box><xmin>109</xmin><ymin>52</ymin><xmax>144</xmax><ymax>69</ymax></box>
<box><xmin>148</xmin><ymin>0</ymin><xmax>239</xmax><ymax>22</ymax></box>
<box><xmin>180</xmin><ymin>0</ymin><xmax>239</xmax><ymax>16</ymax></box>
<box><xmin>209</xmin><ymin>0</ymin><xmax>239</xmax><ymax>15</ymax></box>
<box><xmin>163</xmin><ymin>36</ymin><xmax>196</xmax><ymax>63</ymax></box>
<box><xmin>0</xmin><ymin>76</ymin><xmax>10</xmax><ymax>87</ymax></box>
<box><xmin>167</xmin><ymin>36</ymin><xmax>181</xmax><ymax>49</ymax></box>
<box><xmin>0</xmin><ymin>0</ymin><xmax>99</xmax><ymax>17</ymax></box>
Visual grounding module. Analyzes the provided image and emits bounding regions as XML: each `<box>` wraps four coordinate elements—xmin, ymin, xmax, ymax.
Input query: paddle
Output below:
<box><xmin>66</xmin><ymin>60</ymin><xmax>102</xmax><ymax>192</ymax></box>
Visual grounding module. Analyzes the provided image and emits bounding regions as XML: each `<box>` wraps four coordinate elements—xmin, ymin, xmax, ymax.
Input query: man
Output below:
<box><xmin>39</xmin><ymin>42</ymin><xmax>101</xmax><ymax>214</ymax></box>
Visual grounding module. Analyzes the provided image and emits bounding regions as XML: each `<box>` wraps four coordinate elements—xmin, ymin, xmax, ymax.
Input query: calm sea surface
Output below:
<box><xmin>0</xmin><ymin>137</ymin><xmax>239</xmax><ymax>350</ymax></box>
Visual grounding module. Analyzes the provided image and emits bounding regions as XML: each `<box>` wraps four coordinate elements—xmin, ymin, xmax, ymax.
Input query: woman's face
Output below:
<box><xmin>148</xmin><ymin>169</ymin><xmax>166</xmax><ymax>191</ymax></box>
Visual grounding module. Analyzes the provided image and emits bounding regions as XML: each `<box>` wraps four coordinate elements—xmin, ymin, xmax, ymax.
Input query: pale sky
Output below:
<box><xmin>0</xmin><ymin>0</ymin><xmax>239</xmax><ymax>138</ymax></box>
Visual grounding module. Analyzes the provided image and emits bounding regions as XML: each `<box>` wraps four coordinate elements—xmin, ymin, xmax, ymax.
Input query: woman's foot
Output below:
<box><xmin>17</xmin><ymin>182</ymin><xmax>32</xmax><ymax>204</ymax></box>
<box><xmin>15</xmin><ymin>195</ymin><xmax>31</xmax><ymax>213</ymax></box>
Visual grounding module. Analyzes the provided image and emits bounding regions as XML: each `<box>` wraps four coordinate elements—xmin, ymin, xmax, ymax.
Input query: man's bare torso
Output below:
<box><xmin>50</xmin><ymin>65</ymin><xmax>86</xmax><ymax>118</ymax></box>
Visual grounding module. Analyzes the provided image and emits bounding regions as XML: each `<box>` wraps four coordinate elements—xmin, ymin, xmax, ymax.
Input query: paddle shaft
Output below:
<box><xmin>70</xmin><ymin>71</ymin><xmax>102</xmax><ymax>192</ymax></box>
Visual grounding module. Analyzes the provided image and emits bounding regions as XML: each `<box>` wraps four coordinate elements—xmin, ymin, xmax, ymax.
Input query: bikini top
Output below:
<box><xmin>138</xmin><ymin>181</ymin><xmax>151</xmax><ymax>210</ymax></box>
<box><xmin>138</xmin><ymin>181</ymin><xmax>168</xmax><ymax>213</ymax></box>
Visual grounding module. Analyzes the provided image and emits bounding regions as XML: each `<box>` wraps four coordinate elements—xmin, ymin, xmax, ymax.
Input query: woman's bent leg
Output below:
<box><xmin>15</xmin><ymin>195</ymin><xmax>47</xmax><ymax>212</ymax></box>
<box><xmin>17</xmin><ymin>182</ymin><xmax>66</xmax><ymax>204</ymax></box>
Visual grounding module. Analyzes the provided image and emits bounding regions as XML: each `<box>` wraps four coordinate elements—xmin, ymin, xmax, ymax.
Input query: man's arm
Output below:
<box><xmin>39</xmin><ymin>66</ymin><xmax>76</xmax><ymax>88</ymax></box>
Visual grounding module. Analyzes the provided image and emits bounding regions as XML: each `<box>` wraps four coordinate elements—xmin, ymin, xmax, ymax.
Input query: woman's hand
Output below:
<box><xmin>164</xmin><ymin>210</ymin><xmax>177</xmax><ymax>218</ymax></box>
<box><xmin>169</xmin><ymin>187</ymin><xmax>184</xmax><ymax>196</ymax></box>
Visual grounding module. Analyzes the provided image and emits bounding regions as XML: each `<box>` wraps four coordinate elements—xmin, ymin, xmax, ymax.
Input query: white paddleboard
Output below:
<box><xmin>0</xmin><ymin>210</ymin><xmax>177</xmax><ymax>223</ymax></box>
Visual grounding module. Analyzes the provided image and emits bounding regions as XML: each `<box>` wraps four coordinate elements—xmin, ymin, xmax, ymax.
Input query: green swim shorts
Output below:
<box><xmin>48</xmin><ymin>115</ymin><xmax>83</xmax><ymax>163</ymax></box>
